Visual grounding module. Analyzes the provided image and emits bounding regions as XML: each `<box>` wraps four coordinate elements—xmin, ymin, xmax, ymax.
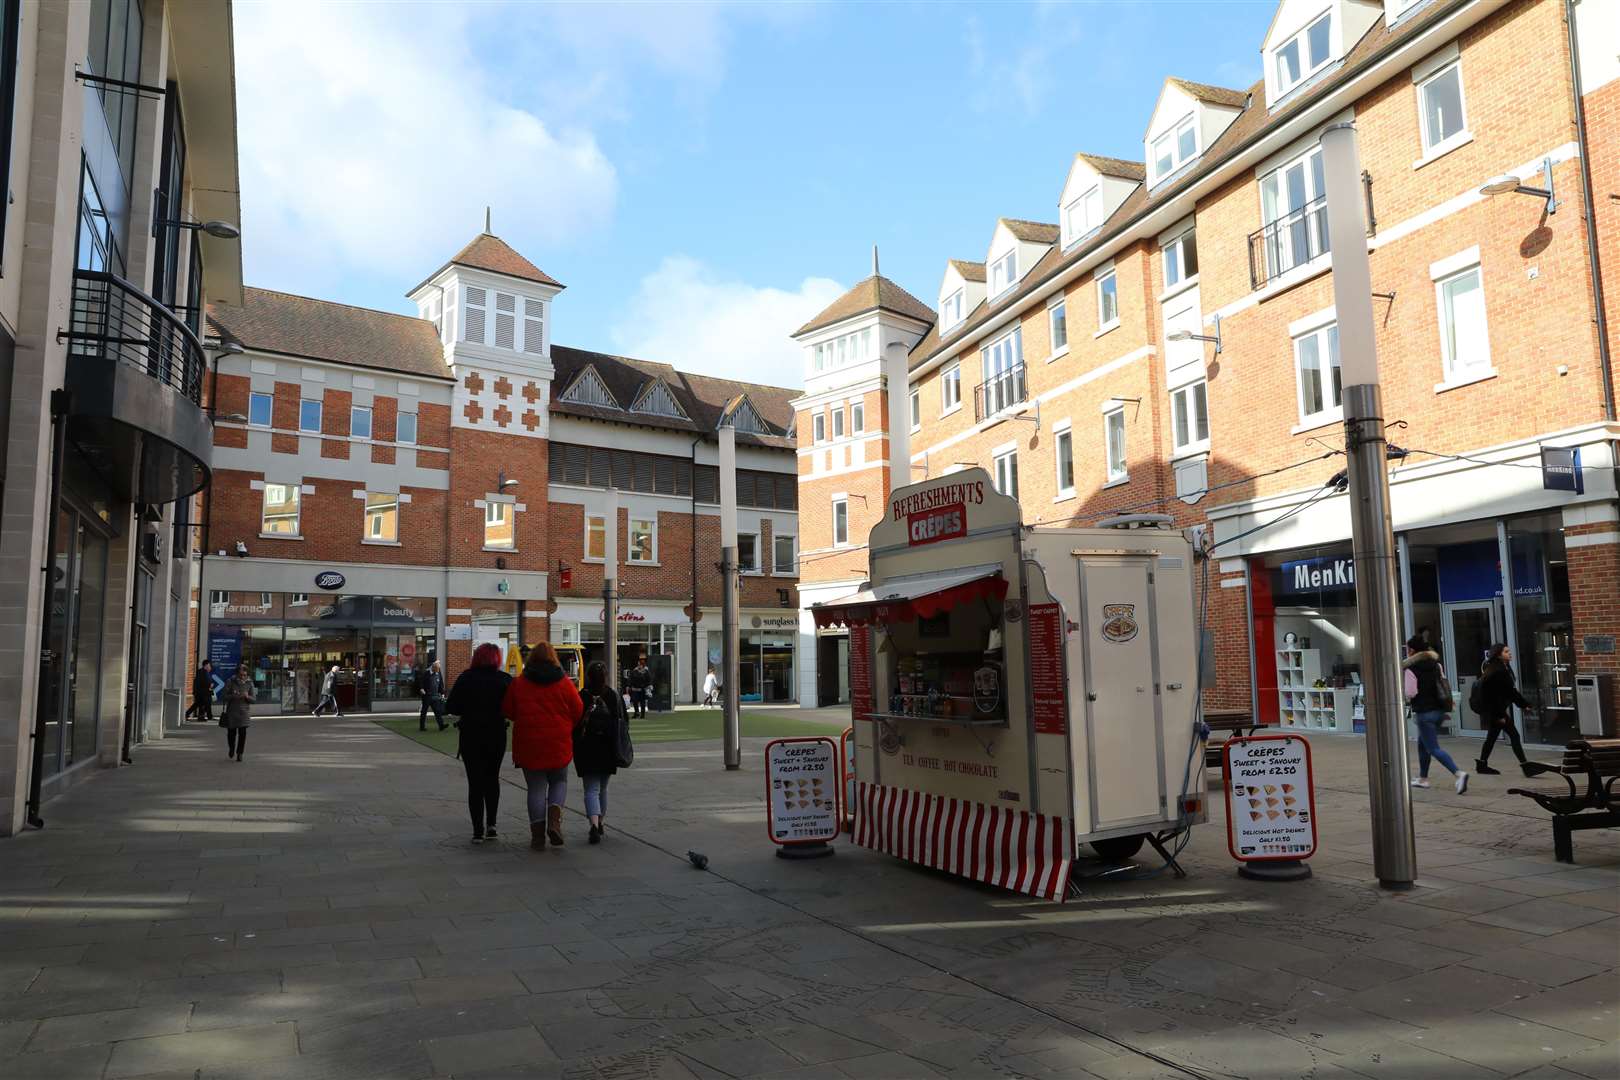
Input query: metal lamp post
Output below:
<box><xmin>1320</xmin><ymin>122</ymin><xmax>1416</xmax><ymax>890</ymax></box>
<box><xmin>603</xmin><ymin>487</ymin><xmax>619</xmax><ymax>691</ymax></box>
<box><xmin>719</xmin><ymin>424</ymin><xmax>741</xmax><ymax>770</ymax></box>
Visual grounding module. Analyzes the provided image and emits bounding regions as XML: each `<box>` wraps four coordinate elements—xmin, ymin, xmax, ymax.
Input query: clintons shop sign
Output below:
<box><xmin>892</xmin><ymin>479</ymin><xmax>986</xmax><ymax>547</ymax></box>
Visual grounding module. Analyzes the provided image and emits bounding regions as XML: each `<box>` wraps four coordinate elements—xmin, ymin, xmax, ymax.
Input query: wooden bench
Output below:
<box><xmin>1506</xmin><ymin>737</ymin><xmax>1620</xmax><ymax>863</ymax></box>
<box><xmin>1204</xmin><ymin>709</ymin><xmax>1260</xmax><ymax>768</ymax></box>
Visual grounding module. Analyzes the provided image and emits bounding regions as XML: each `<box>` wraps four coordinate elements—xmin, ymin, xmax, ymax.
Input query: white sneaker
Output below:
<box><xmin>1454</xmin><ymin>771</ymin><xmax>1469</xmax><ymax>795</ymax></box>
<box><xmin>1410</xmin><ymin>778</ymin><xmax>1431</xmax><ymax>789</ymax></box>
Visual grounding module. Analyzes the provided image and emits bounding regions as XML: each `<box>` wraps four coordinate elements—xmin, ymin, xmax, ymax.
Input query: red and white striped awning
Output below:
<box><xmin>810</xmin><ymin>564</ymin><xmax>1007</xmax><ymax>629</ymax></box>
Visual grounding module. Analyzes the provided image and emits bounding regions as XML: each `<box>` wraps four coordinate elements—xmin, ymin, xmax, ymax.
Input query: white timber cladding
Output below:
<box><xmin>1261</xmin><ymin>0</ymin><xmax>1382</xmax><ymax>111</ymax></box>
<box><xmin>1058</xmin><ymin>159</ymin><xmax>1141</xmax><ymax>250</ymax></box>
<box><xmin>984</xmin><ymin>221</ymin><xmax>1052</xmax><ymax>302</ymax></box>
<box><xmin>900</xmin><ymin>2</ymin><xmax>1505</xmax><ymax>386</ymax></box>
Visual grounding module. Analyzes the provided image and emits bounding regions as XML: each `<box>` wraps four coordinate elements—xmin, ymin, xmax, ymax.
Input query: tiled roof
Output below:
<box><xmin>408</xmin><ymin>232</ymin><xmax>564</xmax><ymax>295</ymax></box>
<box><xmin>793</xmin><ymin>274</ymin><xmax>937</xmax><ymax>337</ymax></box>
<box><xmin>1169</xmin><ymin>77</ymin><xmax>1250</xmax><ymax>108</ymax></box>
<box><xmin>550</xmin><ymin>345</ymin><xmax>796</xmax><ymax>449</ymax></box>
<box><xmin>1001</xmin><ymin>218</ymin><xmax>1061</xmax><ymax>244</ymax></box>
<box><xmin>209</xmin><ymin>288</ymin><xmax>452</xmax><ymax>380</ymax></box>
<box><xmin>908</xmin><ymin>3</ymin><xmax>1445</xmax><ymax>372</ymax></box>
<box><xmin>1075</xmin><ymin>153</ymin><xmax>1146</xmax><ymax>181</ymax></box>
<box><xmin>949</xmin><ymin>260</ymin><xmax>987</xmax><ymax>282</ymax></box>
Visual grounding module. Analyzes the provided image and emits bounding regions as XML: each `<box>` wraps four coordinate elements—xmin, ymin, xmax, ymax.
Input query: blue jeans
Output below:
<box><xmin>522</xmin><ymin>767</ymin><xmax>568</xmax><ymax>824</ymax></box>
<box><xmin>582</xmin><ymin>774</ymin><xmax>611</xmax><ymax>819</ymax></box>
<box><xmin>1414</xmin><ymin>711</ymin><xmax>1459</xmax><ymax>778</ymax></box>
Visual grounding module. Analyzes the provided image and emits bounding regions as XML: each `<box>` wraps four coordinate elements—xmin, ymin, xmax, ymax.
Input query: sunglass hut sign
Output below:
<box><xmin>893</xmin><ymin>479</ymin><xmax>986</xmax><ymax>547</ymax></box>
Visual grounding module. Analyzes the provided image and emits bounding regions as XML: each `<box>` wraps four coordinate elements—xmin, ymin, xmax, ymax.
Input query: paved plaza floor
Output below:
<box><xmin>0</xmin><ymin>715</ymin><xmax>1615</xmax><ymax>1079</ymax></box>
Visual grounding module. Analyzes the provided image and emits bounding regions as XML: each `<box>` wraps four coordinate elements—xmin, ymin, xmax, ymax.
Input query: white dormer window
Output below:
<box><xmin>1151</xmin><ymin>115</ymin><xmax>1197</xmax><ymax>182</ymax></box>
<box><xmin>1275</xmin><ymin>11</ymin><xmax>1332</xmax><ymax>96</ymax></box>
<box><xmin>990</xmin><ymin>251</ymin><xmax>1017</xmax><ymax>297</ymax></box>
<box><xmin>1063</xmin><ymin>187</ymin><xmax>1104</xmax><ymax>246</ymax></box>
<box><xmin>941</xmin><ymin>289</ymin><xmax>964</xmax><ymax>330</ymax></box>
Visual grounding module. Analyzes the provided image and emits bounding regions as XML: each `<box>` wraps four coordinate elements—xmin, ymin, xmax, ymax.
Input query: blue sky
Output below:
<box><xmin>235</xmin><ymin>1</ymin><xmax>1278</xmax><ymax>388</ymax></box>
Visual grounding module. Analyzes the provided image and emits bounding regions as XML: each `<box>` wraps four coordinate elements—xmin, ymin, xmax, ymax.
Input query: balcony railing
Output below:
<box><xmin>974</xmin><ymin>364</ymin><xmax>1027</xmax><ymax>422</ymax></box>
<box><xmin>66</xmin><ymin>269</ymin><xmax>207</xmax><ymax>404</ymax></box>
<box><xmin>1247</xmin><ymin>193</ymin><xmax>1331</xmax><ymax>291</ymax></box>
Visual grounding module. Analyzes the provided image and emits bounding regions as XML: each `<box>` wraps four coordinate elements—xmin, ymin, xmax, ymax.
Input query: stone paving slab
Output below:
<box><xmin>0</xmin><ymin>715</ymin><xmax>1615</xmax><ymax>1079</ymax></box>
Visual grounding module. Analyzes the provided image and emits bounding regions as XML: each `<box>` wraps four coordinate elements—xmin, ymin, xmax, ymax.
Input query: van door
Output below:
<box><xmin>1075</xmin><ymin>555</ymin><xmax>1166</xmax><ymax>833</ymax></box>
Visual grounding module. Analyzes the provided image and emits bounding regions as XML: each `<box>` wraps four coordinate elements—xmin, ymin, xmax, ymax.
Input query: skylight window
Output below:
<box><xmin>1275</xmin><ymin>11</ymin><xmax>1333</xmax><ymax>95</ymax></box>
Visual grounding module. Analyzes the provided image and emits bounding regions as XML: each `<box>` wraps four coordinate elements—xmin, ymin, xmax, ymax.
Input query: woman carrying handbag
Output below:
<box><xmin>574</xmin><ymin>662</ymin><xmax>631</xmax><ymax>844</ymax></box>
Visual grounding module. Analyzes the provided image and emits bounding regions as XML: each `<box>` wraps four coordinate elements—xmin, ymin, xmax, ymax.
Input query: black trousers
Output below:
<box><xmin>460</xmin><ymin>727</ymin><xmax>507</xmax><ymax>833</ymax></box>
<box><xmin>226</xmin><ymin>728</ymin><xmax>247</xmax><ymax>756</ymax></box>
<box><xmin>419</xmin><ymin>695</ymin><xmax>445</xmax><ymax>730</ymax></box>
<box><xmin>1480</xmin><ymin>713</ymin><xmax>1527</xmax><ymax>764</ymax></box>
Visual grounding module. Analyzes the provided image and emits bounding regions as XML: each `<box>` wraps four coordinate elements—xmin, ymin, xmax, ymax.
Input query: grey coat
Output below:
<box><xmin>222</xmin><ymin>676</ymin><xmax>254</xmax><ymax>729</ymax></box>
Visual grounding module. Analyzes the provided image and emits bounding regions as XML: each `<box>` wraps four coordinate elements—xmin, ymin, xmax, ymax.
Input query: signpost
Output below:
<box><xmin>765</xmin><ymin>736</ymin><xmax>840</xmax><ymax>858</ymax></box>
<box><xmin>1223</xmin><ymin>733</ymin><xmax>1317</xmax><ymax>880</ymax></box>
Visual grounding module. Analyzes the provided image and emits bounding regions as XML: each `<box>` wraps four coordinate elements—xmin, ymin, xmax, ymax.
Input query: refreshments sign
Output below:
<box><xmin>1223</xmin><ymin>734</ymin><xmax>1317</xmax><ymax>861</ymax></box>
<box><xmin>872</xmin><ymin>468</ymin><xmax>1020</xmax><ymax>551</ymax></box>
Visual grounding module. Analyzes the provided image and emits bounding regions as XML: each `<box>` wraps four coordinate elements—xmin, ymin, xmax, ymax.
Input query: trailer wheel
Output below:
<box><xmin>1090</xmin><ymin>835</ymin><xmax>1145</xmax><ymax>860</ymax></box>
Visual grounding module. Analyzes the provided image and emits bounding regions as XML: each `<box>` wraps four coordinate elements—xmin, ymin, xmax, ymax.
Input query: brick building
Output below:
<box><xmin>201</xmin><ymin>232</ymin><xmax>799</xmax><ymax>713</ymax></box>
<box><xmin>793</xmin><ymin>0</ymin><xmax>1620</xmax><ymax>746</ymax></box>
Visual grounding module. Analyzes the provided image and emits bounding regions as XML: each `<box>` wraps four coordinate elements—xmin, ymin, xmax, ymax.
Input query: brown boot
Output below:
<box><xmin>546</xmin><ymin>805</ymin><xmax>565</xmax><ymax>847</ymax></box>
<box><xmin>530</xmin><ymin>822</ymin><xmax>547</xmax><ymax>850</ymax></box>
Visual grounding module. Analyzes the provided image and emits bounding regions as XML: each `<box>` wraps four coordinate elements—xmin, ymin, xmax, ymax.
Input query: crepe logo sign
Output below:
<box><xmin>906</xmin><ymin>502</ymin><xmax>966</xmax><ymax>547</ymax></box>
<box><xmin>1100</xmin><ymin>603</ymin><xmax>1138</xmax><ymax>643</ymax></box>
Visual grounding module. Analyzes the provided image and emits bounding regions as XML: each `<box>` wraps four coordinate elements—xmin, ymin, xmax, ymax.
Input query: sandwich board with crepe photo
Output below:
<box><xmin>1223</xmin><ymin>733</ymin><xmax>1317</xmax><ymax>880</ymax></box>
<box><xmin>765</xmin><ymin>736</ymin><xmax>841</xmax><ymax>858</ymax></box>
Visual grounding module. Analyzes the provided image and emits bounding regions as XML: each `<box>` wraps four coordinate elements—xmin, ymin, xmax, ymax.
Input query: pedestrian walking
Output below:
<box><xmin>702</xmin><ymin>664</ymin><xmax>719</xmax><ymax>707</ymax></box>
<box><xmin>188</xmin><ymin>659</ymin><xmax>214</xmax><ymax>723</ymax></box>
<box><xmin>446</xmin><ymin>642</ymin><xmax>513</xmax><ymax>844</ymax></box>
<box><xmin>502</xmin><ymin>642</ymin><xmax>583</xmax><ymax>850</ymax></box>
<box><xmin>221</xmin><ymin>663</ymin><xmax>254</xmax><ymax>762</ymax></box>
<box><xmin>418</xmin><ymin>660</ymin><xmax>448</xmax><ymax>732</ymax></box>
<box><xmin>312</xmin><ymin>664</ymin><xmax>344</xmax><ymax>718</ymax></box>
<box><xmin>1403</xmin><ymin>635</ymin><xmax>1468</xmax><ymax>794</ymax></box>
<box><xmin>628</xmin><ymin>655</ymin><xmax>652</xmax><ymax>718</ymax></box>
<box><xmin>1474</xmin><ymin>643</ymin><xmax>1534</xmax><ymax>776</ymax></box>
<box><xmin>575</xmin><ymin>661</ymin><xmax>628</xmax><ymax>844</ymax></box>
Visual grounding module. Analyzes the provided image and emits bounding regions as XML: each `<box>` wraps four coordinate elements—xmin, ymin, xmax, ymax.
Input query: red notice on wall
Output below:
<box><xmin>849</xmin><ymin>623</ymin><xmax>872</xmax><ymax>725</ymax></box>
<box><xmin>1029</xmin><ymin>603</ymin><xmax>1066</xmax><ymax>735</ymax></box>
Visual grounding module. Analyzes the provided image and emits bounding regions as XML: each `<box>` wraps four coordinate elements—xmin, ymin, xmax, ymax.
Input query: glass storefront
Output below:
<box><xmin>706</xmin><ymin>629</ymin><xmax>796</xmax><ymax>703</ymax></box>
<box><xmin>207</xmin><ymin>593</ymin><xmax>437</xmax><ymax>712</ymax></box>
<box><xmin>41</xmin><ymin>501</ymin><xmax>117</xmax><ymax>779</ymax></box>
<box><xmin>1248</xmin><ymin>511</ymin><xmax>1581</xmax><ymax>746</ymax></box>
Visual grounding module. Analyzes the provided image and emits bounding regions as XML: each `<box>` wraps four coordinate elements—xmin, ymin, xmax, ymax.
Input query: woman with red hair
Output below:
<box><xmin>502</xmin><ymin>642</ymin><xmax>584</xmax><ymax>849</ymax></box>
<box><xmin>445</xmin><ymin>642</ymin><xmax>512</xmax><ymax>844</ymax></box>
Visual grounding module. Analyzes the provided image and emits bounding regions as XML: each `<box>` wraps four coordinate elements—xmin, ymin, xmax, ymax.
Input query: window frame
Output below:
<box><xmin>812</xmin><ymin>413</ymin><xmax>825</xmax><ymax>444</ymax></box>
<box><xmin>247</xmin><ymin>391</ymin><xmax>272</xmax><ymax>427</ymax></box>
<box><xmin>1104</xmin><ymin>406</ymin><xmax>1128</xmax><ymax>483</ymax></box>
<box><xmin>850</xmin><ymin>401</ymin><xmax>864</xmax><ymax>434</ymax></box>
<box><xmin>1163</xmin><ymin>228</ymin><xmax>1199</xmax><ymax>290</ymax></box>
<box><xmin>363</xmin><ymin>491</ymin><xmax>399</xmax><ymax>543</ymax></box>
<box><xmin>1048</xmin><ymin>296</ymin><xmax>1068</xmax><ymax>359</ymax></box>
<box><xmin>298</xmin><ymin>399</ymin><xmax>322</xmax><ymax>434</ymax></box>
<box><xmin>1259</xmin><ymin>145</ymin><xmax>1329</xmax><ymax>278</ymax></box>
<box><xmin>1274</xmin><ymin>9</ymin><xmax>1333</xmax><ymax>97</ymax></box>
<box><xmin>1053</xmin><ymin>423</ymin><xmax>1075</xmax><ymax>500</ymax></box>
<box><xmin>260</xmin><ymin>483</ymin><xmax>300</xmax><ymax>537</ymax></box>
<box><xmin>1292</xmin><ymin>321</ymin><xmax>1343</xmax><ymax>426</ymax></box>
<box><xmin>350</xmin><ymin>404</ymin><xmax>373</xmax><ymax>440</ymax></box>
<box><xmin>941</xmin><ymin>288</ymin><xmax>964</xmax><ymax>330</ymax></box>
<box><xmin>1096</xmin><ymin>269</ymin><xmax>1119</xmax><ymax>331</ymax></box>
<box><xmin>628</xmin><ymin>517</ymin><xmax>656</xmax><ymax>564</ymax></box>
<box><xmin>1151</xmin><ymin>113</ymin><xmax>1198</xmax><ymax>181</ymax></box>
<box><xmin>1434</xmin><ymin>259</ymin><xmax>1491</xmax><ymax>383</ymax></box>
<box><xmin>1064</xmin><ymin>185</ymin><xmax>1103</xmax><ymax>246</ymax></box>
<box><xmin>584</xmin><ymin>512</ymin><xmax>606</xmax><ymax>561</ymax></box>
<box><xmin>941</xmin><ymin>363</ymin><xmax>961</xmax><ymax>414</ymax></box>
<box><xmin>909</xmin><ymin>389</ymin><xmax>920</xmax><ymax>433</ymax></box>
<box><xmin>737</xmin><ymin>532</ymin><xmax>760</xmax><ymax>574</ymax></box>
<box><xmin>831</xmin><ymin>497</ymin><xmax>849</xmax><ymax>547</ymax></box>
<box><xmin>989</xmin><ymin>250</ymin><xmax>1017</xmax><ymax>297</ymax></box>
<box><xmin>483</xmin><ymin>500</ymin><xmax>515</xmax><ymax>551</ymax></box>
<box><xmin>992</xmin><ymin>447</ymin><xmax>1019</xmax><ymax>499</ymax></box>
<box><xmin>396</xmin><ymin>412</ymin><xmax>417</xmax><ymax>445</ymax></box>
<box><xmin>1416</xmin><ymin>59</ymin><xmax>1469</xmax><ymax>157</ymax></box>
<box><xmin>832</xmin><ymin>407</ymin><xmax>845</xmax><ymax>439</ymax></box>
<box><xmin>773</xmin><ymin>533</ymin><xmax>796</xmax><ymax>575</ymax></box>
<box><xmin>1171</xmin><ymin>379</ymin><xmax>1210</xmax><ymax>456</ymax></box>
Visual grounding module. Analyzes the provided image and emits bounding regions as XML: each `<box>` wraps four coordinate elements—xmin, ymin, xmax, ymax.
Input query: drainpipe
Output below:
<box><xmin>1566</xmin><ymin>0</ymin><xmax>1615</xmax><ymax>422</ymax></box>
<box><xmin>690</xmin><ymin>434</ymin><xmax>702</xmax><ymax>704</ymax></box>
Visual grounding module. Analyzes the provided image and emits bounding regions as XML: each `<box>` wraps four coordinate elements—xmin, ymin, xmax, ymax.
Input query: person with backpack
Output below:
<box><xmin>627</xmin><ymin>656</ymin><xmax>652</xmax><ymax>718</ymax></box>
<box><xmin>502</xmin><ymin>643</ymin><xmax>583</xmax><ymax>850</ymax></box>
<box><xmin>312</xmin><ymin>664</ymin><xmax>344</xmax><ymax>718</ymax></box>
<box><xmin>418</xmin><ymin>660</ymin><xmax>447</xmax><ymax>732</ymax></box>
<box><xmin>575</xmin><ymin>661</ymin><xmax>629</xmax><ymax>844</ymax></box>
<box><xmin>446</xmin><ymin>642</ymin><xmax>513</xmax><ymax>844</ymax></box>
<box><xmin>1473</xmin><ymin>642</ymin><xmax>1533</xmax><ymax>775</ymax></box>
<box><xmin>1403</xmin><ymin>635</ymin><xmax>1468</xmax><ymax>794</ymax></box>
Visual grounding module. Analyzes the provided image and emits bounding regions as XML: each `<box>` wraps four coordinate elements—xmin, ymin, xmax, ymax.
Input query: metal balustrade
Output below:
<box><xmin>65</xmin><ymin>269</ymin><xmax>207</xmax><ymax>404</ymax></box>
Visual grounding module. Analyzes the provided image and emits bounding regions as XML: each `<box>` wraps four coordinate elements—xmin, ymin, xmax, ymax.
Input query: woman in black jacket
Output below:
<box><xmin>574</xmin><ymin>661</ymin><xmax>626</xmax><ymax>845</ymax></box>
<box><xmin>446</xmin><ymin>643</ymin><xmax>513</xmax><ymax>844</ymax></box>
<box><xmin>1475</xmin><ymin>643</ymin><xmax>1533</xmax><ymax>775</ymax></box>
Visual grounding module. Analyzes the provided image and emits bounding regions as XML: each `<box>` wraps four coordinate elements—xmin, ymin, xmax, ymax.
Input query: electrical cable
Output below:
<box><xmin>1088</xmin><ymin>449</ymin><xmax>1341</xmax><ymax>523</ymax></box>
<box><xmin>1206</xmin><ymin>477</ymin><xmax>1346</xmax><ymax>556</ymax></box>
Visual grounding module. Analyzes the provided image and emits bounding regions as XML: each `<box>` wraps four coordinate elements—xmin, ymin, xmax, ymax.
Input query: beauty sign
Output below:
<box><xmin>765</xmin><ymin>737</ymin><xmax>841</xmax><ymax>846</ymax></box>
<box><xmin>1223</xmin><ymin>734</ymin><xmax>1317</xmax><ymax>862</ymax></box>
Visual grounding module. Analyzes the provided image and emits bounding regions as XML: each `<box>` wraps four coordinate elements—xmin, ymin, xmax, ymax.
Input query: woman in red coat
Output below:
<box><xmin>502</xmin><ymin>642</ymin><xmax>584</xmax><ymax>849</ymax></box>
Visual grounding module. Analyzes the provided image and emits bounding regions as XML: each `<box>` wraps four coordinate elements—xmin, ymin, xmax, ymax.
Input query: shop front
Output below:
<box><xmin>553</xmin><ymin>600</ymin><xmax>687</xmax><ymax>707</ymax></box>
<box><xmin>699</xmin><ymin>610</ymin><xmax>799</xmax><ymax>704</ymax></box>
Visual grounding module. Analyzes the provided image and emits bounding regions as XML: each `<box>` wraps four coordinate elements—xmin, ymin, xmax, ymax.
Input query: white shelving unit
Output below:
<box><xmin>1277</xmin><ymin>648</ymin><xmax>1354</xmax><ymax>730</ymax></box>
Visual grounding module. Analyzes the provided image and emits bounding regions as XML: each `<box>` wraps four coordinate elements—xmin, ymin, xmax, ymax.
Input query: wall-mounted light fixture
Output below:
<box><xmin>1479</xmin><ymin>157</ymin><xmax>1557</xmax><ymax>215</ymax></box>
<box><xmin>157</xmin><ymin>218</ymin><xmax>241</xmax><ymax>239</ymax></box>
<box><xmin>498</xmin><ymin>470</ymin><xmax>519</xmax><ymax>491</ymax></box>
<box><xmin>1167</xmin><ymin>313</ymin><xmax>1222</xmax><ymax>354</ymax></box>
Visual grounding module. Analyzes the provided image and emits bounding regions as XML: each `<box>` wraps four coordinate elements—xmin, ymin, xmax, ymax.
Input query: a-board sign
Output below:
<box><xmin>1028</xmin><ymin>603</ymin><xmax>1066</xmax><ymax>735</ymax></box>
<box><xmin>765</xmin><ymin>737</ymin><xmax>841</xmax><ymax>845</ymax></box>
<box><xmin>1223</xmin><ymin>734</ymin><xmax>1318</xmax><ymax>861</ymax></box>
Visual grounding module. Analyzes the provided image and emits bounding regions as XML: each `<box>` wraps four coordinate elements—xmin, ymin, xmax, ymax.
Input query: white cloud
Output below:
<box><xmin>234</xmin><ymin>1</ymin><xmax>617</xmax><ymax>298</ymax></box>
<box><xmin>963</xmin><ymin>6</ymin><xmax>1085</xmax><ymax>117</ymax></box>
<box><xmin>610</xmin><ymin>258</ymin><xmax>845</xmax><ymax>388</ymax></box>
